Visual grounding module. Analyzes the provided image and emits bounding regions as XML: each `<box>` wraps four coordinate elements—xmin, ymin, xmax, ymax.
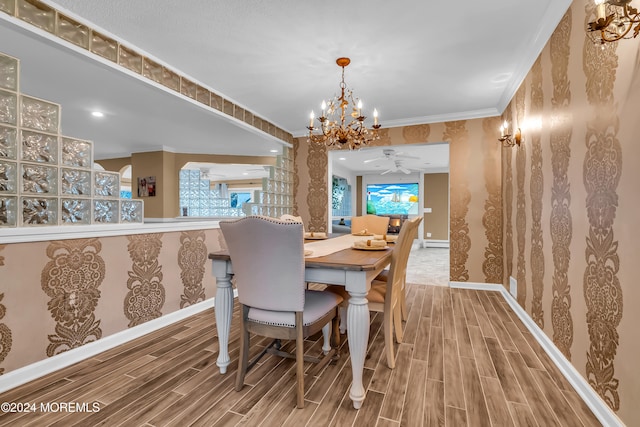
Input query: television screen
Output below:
<box><xmin>366</xmin><ymin>183</ymin><xmax>419</xmax><ymax>215</ymax></box>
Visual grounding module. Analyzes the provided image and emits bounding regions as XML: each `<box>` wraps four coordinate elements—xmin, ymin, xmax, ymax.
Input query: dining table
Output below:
<box><xmin>208</xmin><ymin>233</ymin><xmax>393</xmax><ymax>409</ymax></box>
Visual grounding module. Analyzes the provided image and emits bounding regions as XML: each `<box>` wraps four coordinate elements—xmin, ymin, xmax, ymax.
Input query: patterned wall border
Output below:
<box><xmin>446</xmin><ymin>121</ymin><xmax>471</xmax><ymax>282</ymax></box>
<box><xmin>582</xmin><ymin>6</ymin><xmax>623</xmax><ymax>411</ymax></box>
<box><xmin>125</xmin><ymin>234</ymin><xmax>166</xmax><ymax>327</ymax></box>
<box><xmin>178</xmin><ymin>230</ymin><xmax>207</xmax><ymax>308</ymax></box>
<box><xmin>515</xmin><ymin>86</ymin><xmax>527</xmax><ymax>307</ymax></box>
<box><xmin>481</xmin><ymin>117</ymin><xmax>503</xmax><ymax>284</ymax></box>
<box><xmin>529</xmin><ymin>57</ymin><xmax>545</xmax><ymax>328</ymax></box>
<box><xmin>306</xmin><ymin>141</ymin><xmax>328</xmax><ymax>232</ymax></box>
<box><xmin>293</xmin><ymin>139</ymin><xmax>300</xmax><ymax>216</ymax></box>
<box><xmin>549</xmin><ymin>9</ymin><xmax>574</xmax><ymax>360</ymax></box>
<box><xmin>504</xmin><ymin>106</ymin><xmax>515</xmax><ymax>285</ymax></box>
<box><xmin>402</xmin><ymin>124</ymin><xmax>431</xmax><ymax>144</ymax></box>
<box><xmin>41</xmin><ymin>239</ymin><xmax>105</xmax><ymax>356</ymax></box>
<box><xmin>0</xmin><ymin>1</ymin><xmax>294</xmax><ymax>145</ymax></box>
<box><xmin>0</xmin><ymin>244</ymin><xmax>11</xmax><ymax>374</ymax></box>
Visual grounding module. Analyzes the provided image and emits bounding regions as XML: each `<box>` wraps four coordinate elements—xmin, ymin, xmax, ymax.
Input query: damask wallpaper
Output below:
<box><xmin>499</xmin><ymin>2</ymin><xmax>639</xmax><ymax>423</ymax></box>
<box><xmin>0</xmin><ymin>228</ymin><xmax>220</xmax><ymax>375</ymax></box>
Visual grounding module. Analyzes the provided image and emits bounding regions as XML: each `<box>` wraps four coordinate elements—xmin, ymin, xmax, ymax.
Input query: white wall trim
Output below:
<box><xmin>0</xmin><ymin>291</ymin><xmax>237</xmax><ymax>394</ymax></box>
<box><xmin>449</xmin><ymin>281</ymin><xmax>624</xmax><ymax>427</ymax></box>
<box><xmin>421</xmin><ymin>239</ymin><xmax>449</xmax><ymax>248</ymax></box>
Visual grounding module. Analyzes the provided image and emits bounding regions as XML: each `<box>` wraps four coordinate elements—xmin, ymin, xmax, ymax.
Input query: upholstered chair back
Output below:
<box><xmin>351</xmin><ymin>214</ymin><xmax>390</xmax><ymax>235</ymax></box>
<box><xmin>220</xmin><ymin>216</ymin><xmax>305</xmax><ymax>312</ymax></box>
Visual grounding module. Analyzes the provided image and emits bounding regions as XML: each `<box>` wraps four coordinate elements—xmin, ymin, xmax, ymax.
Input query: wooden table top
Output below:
<box><xmin>208</xmin><ymin>238</ymin><xmax>393</xmax><ymax>272</ymax></box>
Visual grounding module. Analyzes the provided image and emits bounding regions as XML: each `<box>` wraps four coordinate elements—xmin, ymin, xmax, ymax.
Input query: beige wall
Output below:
<box><xmin>0</xmin><ymin>228</ymin><xmax>225</xmax><ymax>374</ymax></box>
<box><xmin>423</xmin><ymin>173</ymin><xmax>449</xmax><ymax>240</ymax></box>
<box><xmin>499</xmin><ymin>2</ymin><xmax>639</xmax><ymax>423</ymax></box>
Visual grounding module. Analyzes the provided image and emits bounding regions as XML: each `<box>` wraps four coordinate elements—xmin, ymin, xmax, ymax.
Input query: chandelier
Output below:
<box><xmin>587</xmin><ymin>0</ymin><xmax>640</xmax><ymax>45</ymax></box>
<box><xmin>307</xmin><ymin>57</ymin><xmax>381</xmax><ymax>150</ymax></box>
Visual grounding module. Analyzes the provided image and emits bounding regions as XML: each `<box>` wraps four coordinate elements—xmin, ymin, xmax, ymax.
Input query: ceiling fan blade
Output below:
<box><xmin>396</xmin><ymin>154</ymin><xmax>420</xmax><ymax>160</ymax></box>
<box><xmin>380</xmin><ymin>169</ymin><xmax>394</xmax><ymax>175</ymax></box>
<box><xmin>400</xmin><ymin>167</ymin><xmax>411</xmax><ymax>174</ymax></box>
<box><xmin>363</xmin><ymin>157</ymin><xmax>384</xmax><ymax>164</ymax></box>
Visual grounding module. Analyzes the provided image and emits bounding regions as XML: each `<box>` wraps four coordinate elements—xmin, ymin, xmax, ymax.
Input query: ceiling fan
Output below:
<box><xmin>381</xmin><ymin>160</ymin><xmax>411</xmax><ymax>175</ymax></box>
<box><xmin>363</xmin><ymin>148</ymin><xmax>419</xmax><ymax>164</ymax></box>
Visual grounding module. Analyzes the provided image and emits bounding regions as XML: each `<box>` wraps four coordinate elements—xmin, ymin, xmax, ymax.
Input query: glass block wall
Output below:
<box><xmin>179</xmin><ymin>169</ymin><xmax>243</xmax><ymax>217</ymax></box>
<box><xmin>0</xmin><ymin>51</ymin><xmax>143</xmax><ymax>227</ymax></box>
<box><xmin>179</xmin><ymin>147</ymin><xmax>293</xmax><ymax>218</ymax></box>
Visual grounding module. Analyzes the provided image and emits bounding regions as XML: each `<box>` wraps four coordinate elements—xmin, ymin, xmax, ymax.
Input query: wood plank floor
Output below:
<box><xmin>0</xmin><ymin>285</ymin><xmax>602</xmax><ymax>427</ymax></box>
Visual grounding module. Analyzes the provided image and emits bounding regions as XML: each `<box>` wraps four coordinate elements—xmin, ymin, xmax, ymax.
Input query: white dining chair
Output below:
<box><xmin>219</xmin><ymin>216</ymin><xmax>342</xmax><ymax>408</ymax></box>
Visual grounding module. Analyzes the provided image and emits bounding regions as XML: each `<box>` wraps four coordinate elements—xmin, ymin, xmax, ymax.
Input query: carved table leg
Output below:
<box><xmin>347</xmin><ymin>290</ymin><xmax>369</xmax><ymax>409</ymax></box>
<box><xmin>214</xmin><ymin>270</ymin><xmax>234</xmax><ymax>374</ymax></box>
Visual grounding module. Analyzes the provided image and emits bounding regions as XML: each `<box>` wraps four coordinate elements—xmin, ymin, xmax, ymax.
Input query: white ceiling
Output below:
<box><xmin>1</xmin><ymin>0</ymin><xmax>571</xmax><ymax>166</ymax></box>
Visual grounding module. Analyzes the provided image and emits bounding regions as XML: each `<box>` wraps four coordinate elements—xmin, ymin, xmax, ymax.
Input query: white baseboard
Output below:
<box><xmin>420</xmin><ymin>239</ymin><xmax>449</xmax><ymax>248</ymax></box>
<box><xmin>449</xmin><ymin>281</ymin><xmax>624</xmax><ymax>427</ymax></box>
<box><xmin>0</xmin><ymin>290</ymin><xmax>237</xmax><ymax>394</ymax></box>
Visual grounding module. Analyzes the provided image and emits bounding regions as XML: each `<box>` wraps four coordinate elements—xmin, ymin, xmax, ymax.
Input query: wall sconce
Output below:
<box><xmin>498</xmin><ymin>121</ymin><xmax>522</xmax><ymax>147</ymax></box>
<box><xmin>587</xmin><ymin>0</ymin><xmax>640</xmax><ymax>46</ymax></box>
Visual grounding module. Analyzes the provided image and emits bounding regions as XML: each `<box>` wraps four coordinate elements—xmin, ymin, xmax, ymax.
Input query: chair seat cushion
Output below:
<box><xmin>248</xmin><ymin>290</ymin><xmax>343</xmax><ymax>327</ymax></box>
<box><xmin>325</xmin><ymin>281</ymin><xmax>387</xmax><ymax>304</ymax></box>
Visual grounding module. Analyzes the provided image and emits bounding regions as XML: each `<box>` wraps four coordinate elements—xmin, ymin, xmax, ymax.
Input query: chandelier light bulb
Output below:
<box><xmin>321</xmin><ymin>100</ymin><xmax>327</xmax><ymax>116</ymax></box>
<box><xmin>374</xmin><ymin>109</ymin><xmax>379</xmax><ymax>126</ymax></box>
<box><xmin>309</xmin><ymin>110</ymin><xmax>315</xmax><ymax>128</ymax></box>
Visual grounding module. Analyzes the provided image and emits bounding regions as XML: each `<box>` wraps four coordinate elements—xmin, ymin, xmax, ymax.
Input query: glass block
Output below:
<box><xmin>179</xmin><ymin>169</ymin><xmax>189</xmax><ymax>180</ymax></box>
<box><xmin>0</xmin><ymin>125</ymin><xmax>16</xmax><ymax>159</ymax></box>
<box><xmin>142</xmin><ymin>58</ymin><xmax>162</xmax><ymax>83</ymax></box>
<box><xmin>90</xmin><ymin>31</ymin><xmax>118</xmax><ymax>62</ymax></box>
<box><xmin>0</xmin><ymin>90</ymin><xmax>17</xmax><ymax>125</ymax></box>
<box><xmin>211</xmin><ymin>93</ymin><xmax>223</xmax><ymax>111</ymax></box>
<box><xmin>162</xmin><ymin>67</ymin><xmax>180</xmax><ymax>91</ymax></box>
<box><xmin>0</xmin><ymin>53</ymin><xmax>18</xmax><ymax>91</ymax></box>
<box><xmin>223</xmin><ymin>100</ymin><xmax>234</xmax><ymax>116</ymax></box>
<box><xmin>20</xmin><ymin>95</ymin><xmax>59</xmax><ymax>133</ymax></box>
<box><xmin>61</xmin><ymin>137</ymin><xmax>92</xmax><ymax>168</ymax></box>
<box><xmin>57</xmin><ymin>13</ymin><xmax>90</xmax><ymax>48</ymax></box>
<box><xmin>0</xmin><ymin>196</ymin><xmax>17</xmax><ymax>227</ymax></box>
<box><xmin>21</xmin><ymin>130</ymin><xmax>57</xmax><ymax>164</ymax></box>
<box><xmin>94</xmin><ymin>199</ymin><xmax>118</xmax><ymax>223</ymax></box>
<box><xmin>189</xmin><ymin>170</ymin><xmax>199</xmax><ymax>179</ymax></box>
<box><xmin>94</xmin><ymin>171</ymin><xmax>119</xmax><ymax>197</ymax></box>
<box><xmin>60</xmin><ymin>198</ymin><xmax>91</xmax><ymax>224</ymax></box>
<box><xmin>244</xmin><ymin>111</ymin><xmax>254</xmax><ymax>126</ymax></box>
<box><xmin>196</xmin><ymin>86</ymin><xmax>209</xmax><ymax>105</ymax></box>
<box><xmin>17</xmin><ymin>0</ymin><xmax>55</xmax><ymax>33</ymax></box>
<box><xmin>21</xmin><ymin>196</ymin><xmax>58</xmax><ymax>225</ymax></box>
<box><xmin>119</xmin><ymin>46</ymin><xmax>142</xmax><ymax>74</ymax></box>
<box><xmin>61</xmin><ymin>168</ymin><xmax>91</xmax><ymax>196</ymax></box>
<box><xmin>21</xmin><ymin>163</ymin><xmax>57</xmax><ymax>194</ymax></box>
<box><xmin>234</xmin><ymin>106</ymin><xmax>245</xmax><ymax>121</ymax></box>
<box><xmin>0</xmin><ymin>160</ymin><xmax>17</xmax><ymax>193</ymax></box>
<box><xmin>120</xmin><ymin>199</ymin><xmax>143</xmax><ymax>223</ymax></box>
<box><xmin>180</xmin><ymin>78</ymin><xmax>196</xmax><ymax>99</ymax></box>
<box><xmin>0</xmin><ymin>0</ymin><xmax>16</xmax><ymax>15</ymax></box>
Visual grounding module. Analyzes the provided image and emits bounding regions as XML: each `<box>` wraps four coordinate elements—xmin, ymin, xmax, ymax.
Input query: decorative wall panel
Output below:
<box><xmin>549</xmin><ymin>9</ymin><xmax>573</xmax><ymax>360</ymax></box>
<box><xmin>41</xmin><ymin>239</ymin><xmax>105</xmax><ymax>356</ymax></box>
<box><xmin>583</xmin><ymin>28</ymin><xmax>623</xmax><ymax>411</ymax></box>
<box><xmin>481</xmin><ymin>117</ymin><xmax>502</xmax><ymax>284</ymax></box>
<box><xmin>307</xmin><ymin>140</ymin><xmax>328</xmax><ymax>232</ymax></box>
<box><xmin>446</xmin><ymin>121</ymin><xmax>471</xmax><ymax>282</ymax></box>
<box><xmin>178</xmin><ymin>230</ymin><xmax>207</xmax><ymax>308</ymax></box>
<box><xmin>515</xmin><ymin>87</ymin><xmax>527</xmax><ymax>307</ymax></box>
<box><xmin>125</xmin><ymin>234</ymin><xmax>165</xmax><ymax>327</ymax></box>
<box><xmin>529</xmin><ymin>57</ymin><xmax>545</xmax><ymax>328</ymax></box>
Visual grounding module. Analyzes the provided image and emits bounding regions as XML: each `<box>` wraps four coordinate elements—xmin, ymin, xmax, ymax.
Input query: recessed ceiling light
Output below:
<box><xmin>270</xmin><ymin>149</ymin><xmax>278</xmax><ymax>153</ymax></box>
<box><xmin>242</xmin><ymin>172</ymin><xmax>249</xmax><ymax>175</ymax></box>
<box><xmin>91</xmin><ymin>111</ymin><xmax>104</xmax><ymax>117</ymax></box>
<box><xmin>339</xmin><ymin>157</ymin><xmax>346</xmax><ymax>160</ymax></box>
